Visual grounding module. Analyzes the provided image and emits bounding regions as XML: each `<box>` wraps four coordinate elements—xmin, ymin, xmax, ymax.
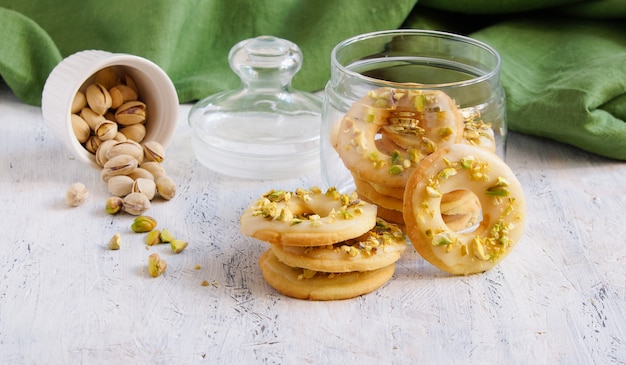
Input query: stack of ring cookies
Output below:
<box><xmin>240</xmin><ymin>187</ymin><xmax>407</xmax><ymax>300</ymax></box>
<box><xmin>332</xmin><ymin>87</ymin><xmax>526</xmax><ymax>275</ymax></box>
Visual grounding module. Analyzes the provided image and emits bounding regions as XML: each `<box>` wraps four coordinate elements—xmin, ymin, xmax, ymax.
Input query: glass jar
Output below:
<box><xmin>321</xmin><ymin>29</ymin><xmax>507</xmax><ymax>192</ymax></box>
<box><xmin>189</xmin><ymin>36</ymin><xmax>322</xmax><ymax>180</ymax></box>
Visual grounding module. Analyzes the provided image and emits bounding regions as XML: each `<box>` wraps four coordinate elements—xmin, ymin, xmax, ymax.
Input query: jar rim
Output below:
<box><xmin>330</xmin><ymin>29</ymin><xmax>502</xmax><ymax>89</ymax></box>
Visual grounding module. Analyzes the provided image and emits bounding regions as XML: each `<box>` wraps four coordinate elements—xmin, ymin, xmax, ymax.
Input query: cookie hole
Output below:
<box><xmin>440</xmin><ymin>189</ymin><xmax>482</xmax><ymax>233</ymax></box>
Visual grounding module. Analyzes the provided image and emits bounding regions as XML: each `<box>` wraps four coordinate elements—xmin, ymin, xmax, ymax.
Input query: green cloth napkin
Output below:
<box><xmin>470</xmin><ymin>18</ymin><xmax>626</xmax><ymax>161</ymax></box>
<box><xmin>1</xmin><ymin>0</ymin><xmax>625</xmax><ymax>160</ymax></box>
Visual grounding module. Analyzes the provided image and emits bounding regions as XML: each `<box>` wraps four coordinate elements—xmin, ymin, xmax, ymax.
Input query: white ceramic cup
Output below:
<box><xmin>42</xmin><ymin>50</ymin><xmax>179</xmax><ymax>166</ymax></box>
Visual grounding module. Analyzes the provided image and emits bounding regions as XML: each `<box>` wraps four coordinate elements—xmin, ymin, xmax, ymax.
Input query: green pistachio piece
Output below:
<box><xmin>170</xmin><ymin>239</ymin><xmax>188</xmax><ymax>254</ymax></box>
<box><xmin>131</xmin><ymin>216</ymin><xmax>157</xmax><ymax>233</ymax></box>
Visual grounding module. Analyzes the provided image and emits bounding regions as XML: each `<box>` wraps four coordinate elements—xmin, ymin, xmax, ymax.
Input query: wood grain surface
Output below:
<box><xmin>0</xmin><ymin>84</ymin><xmax>624</xmax><ymax>364</ymax></box>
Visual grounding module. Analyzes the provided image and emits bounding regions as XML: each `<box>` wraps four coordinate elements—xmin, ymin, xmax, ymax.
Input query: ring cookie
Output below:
<box><xmin>240</xmin><ymin>187</ymin><xmax>378</xmax><ymax>247</ymax></box>
<box><xmin>259</xmin><ymin>250</ymin><xmax>396</xmax><ymax>301</ymax></box>
<box><xmin>333</xmin><ymin>87</ymin><xmax>464</xmax><ymax>188</ymax></box>
<box><xmin>270</xmin><ymin>218</ymin><xmax>407</xmax><ymax>273</ymax></box>
<box><xmin>403</xmin><ymin>144</ymin><xmax>526</xmax><ymax>275</ymax></box>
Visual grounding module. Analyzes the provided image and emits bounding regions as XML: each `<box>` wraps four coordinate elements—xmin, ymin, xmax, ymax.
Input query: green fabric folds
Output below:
<box><xmin>0</xmin><ymin>0</ymin><xmax>625</xmax><ymax>160</ymax></box>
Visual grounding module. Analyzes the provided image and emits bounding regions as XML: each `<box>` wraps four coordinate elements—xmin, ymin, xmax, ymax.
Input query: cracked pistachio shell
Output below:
<box><xmin>80</xmin><ymin>107</ymin><xmax>106</xmax><ymax>130</ymax></box>
<box><xmin>95</xmin><ymin>139</ymin><xmax>117</xmax><ymax>167</ymax></box>
<box><xmin>140</xmin><ymin>162</ymin><xmax>166</xmax><ymax>180</ymax></box>
<box><xmin>115</xmin><ymin>101</ymin><xmax>147</xmax><ymax>126</ymax></box>
<box><xmin>142</xmin><ymin>141</ymin><xmax>165</xmax><ymax>163</ymax></box>
<box><xmin>86</xmin><ymin>83</ymin><xmax>113</xmax><ymax>115</ymax></box>
<box><xmin>95</xmin><ymin>120</ymin><xmax>118</xmax><ymax>141</ymax></box>
<box><xmin>156</xmin><ymin>175</ymin><xmax>176</xmax><ymax>200</ymax></box>
<box><xmin>107</xmin><ymin>175</ymin><xmax>134</xmax><ymax>197</ymax></box>
<box><xmin>106</xmin><ymin>140</ymin><xmax>144</xmax><ymax>163</ymax></box>
<box><xmin>71</xmin><ymin>114</ymin><xmax>90</xmax><ymax>144</ymax></box>
<box><xmin>84</xmin><ymin>135</ymin><xmax>103</xmax><ymax>154</ymax></box>
<box><xmin>71</xmin><ymin>91</ymin><xmax>87</xmax><ymax>114</ymax></box>
<box><xmin>123</xmin><ymin>192</ymin><xmax>151</xmax><ymax>215</ymax></box>
<box><xmin>101</xmin><ymin>154</ymin><xmax>138</xmax><ymax>181</ymax></box>
<box><xmin>119</xmin><ymin>123</ymin><xmax>146</xmax><ymax>143</ymax></box>
<box><xmin>132</xmin><ymin>177</ymin><xmax>156</xmax><ymax>200</ymax></box>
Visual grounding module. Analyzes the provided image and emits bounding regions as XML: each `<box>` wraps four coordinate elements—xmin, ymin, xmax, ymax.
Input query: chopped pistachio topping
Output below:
<box><xmin>298</xmin><ymin>269</ymin><xmax>317</xmax><ymax>280</ymax></box>
<box><xmin>439</xmin><ymin>126</ymin><xmax>454</xmax><ymax>139</ymax></box>
<box><xmin>426</xmin><ymin>186</ymin><xmax>442</xmax><ymax>198</ymax></box>
<box><xmin>432</xmin><ymin>231</ymin><xmax>455</xmax><ymax>246</ymax></box>
<box><xmin>438</xmin><ymin>167</ymin><xmax>457</xmax><ymax>181</ymax></box>
<box><xmin>389</xmin><ymin>165</ymin><xmax>404</xmax><ymax>175</ymax></box>
<box><xmin>391</xmin><ymin>150</ymin><xmax>401</xmax><ymax>165</ymax></box>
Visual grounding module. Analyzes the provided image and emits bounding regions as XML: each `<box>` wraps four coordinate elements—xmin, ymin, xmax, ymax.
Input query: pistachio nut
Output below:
<box><xmin>71</xmin><ymin>91</ymin><xmax>87</xmax><ymax>114</ymax></box>
<box><xmin>84</xmin><ymin>135</ymin><xmax>103</xmax><ymax>154</ymax></box>
<box><xmin>170</xmin><ymin>239</ymin><xmax>188</xmax><ymax>254</ymax></box>
<box><xmin>106</xmin><ymin>140</ymin><xmax>144</xmax><ymax>163</ymax></box>
<box><xmin>71</xmin><ymin>114</ymin><xmax>91</xmax><ymax>144</ymax></box>
<box><xmin>94</xmin><ymin>67</ymin><xmax>119</xmax><ymax>90</ymax></box>
<box><xmin>107</xmin><ymin>175</ymin><xmax>134</xmax><ymax>196</ymax></box>
<box><xmin>109</xmin><ymin>86</ymin><xmax>124</xmax><ymax>109</ymax></box>
<box><xmin>95</xmin><ymin>139</ymin><xmax>117</xmax><ymax>167</ymax></box>
<box><xmin>128</xmin><ymin>167</ymin><xmax>154</xmax><ymax>181</ymax></box>
<box><xmin>156</xmin><ymin>175</ymin><xmax>176</xmax><ymax>200</ymax></box>
<box><xmin>101</xmin><ymin>154</ymin><xmax>138</xmax><ymax>181</ymax></box>
<box><xmin>123</xmin><ymin>74</ymin><xmax>139</xmax><ymax>95</ymax></box>
<box><xmin>140</xmin><ymin>162</ymin><xmax>166</xmax><ymax>180</ymax></box>
<box><xmin>115</xmin><ymin>101</ymin><xmax>147</xmax><ymax>126</ymax></box>
<box><xmin>119</xmin><ymin>124</ymin><xmax>146</xmax><ymax>143</ymax></box>
<box><xmin>145</xmin><ymin>229</ymin><xmax>161</xmax><ymax>246</ymax></box>
<box><xmin>132</xmin><ymin>177</ymin><xmax>156</xmax><ymax>200</ymax></box>
<box><xmin>66</xmin><ymin>182</ymin><xmax>89</xmax><ymax>207</ymax></box>
<box><xmin>113</xmin><ymin>132</ymin><xmax>128</xmax><ymax>142</ymax></box>
<box><xmin>95</xmin><ymin>120</ymin><xmax>118</xmax><ymax>141</ymax></box>
<box><xmin>112</xmin><ymin>84</ymin><xmax>138</xmax><ymax>103</ymax></box>
<box><xmin>108</xmin><ymin>233</ymin><xmax>121</xmax><ymax>250</ymax></box>
<box><xmin>142</xmin><ymin>141</ymin><xmax>165</xmax><ymax>163</ymax></box>
<box><xmin>86</xmin><ymin>83</ymin><xmax>113</xmax><ymax>115</ymax></box>
<box><xmin>148</xmin><ymin>253</ymin><xmax>167</xmax><ymax>277</ymax></box>
<box><xmin>80</xmin><ymin>107</ymin><xmax>106</xmax><ymax>131</ymax></box>
<box><xmin>122</xmin><ymin>192</ymin><xmax>151</xmax><ymax>215</ymax></box>
<box><xmin>131</xmin><ymin>215</ymin><xmax>157</xmax><ymax>233</ymax></box>
<box><xmin>105</xmin><ymin>196</ymin><xmax>124</xmax><ymax>214</ymax></box>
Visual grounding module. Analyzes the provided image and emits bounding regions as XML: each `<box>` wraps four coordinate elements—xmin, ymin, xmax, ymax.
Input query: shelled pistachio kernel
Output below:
<box><xmin>66</xmin><ymin>182</ymin><xmax>89</xmax><ymax>207</ymax></box>
<box><xmin>131</xmin><ymin>216</ymin><xmax>157</xmax><ymax>233</ymax></box>
<box><xmin>108</xmin><ymin>233</ymin><xmax>121</xmax><ymax>250</ymax></box>
<box><xmin>170</xmin><ymin>239</ymin><xmax>188</xmax><ymax>254</ymax></box>
<box><xmin>159</xmin><ymin>228</ymin><xmax>174</xmax><ymax>243</ymax></box>
<box><xmin>148</xmin><ymin>253</ymin><xmax>167</xmax><ymax>277</ymax></box>
<box><xmin>105</xmin><ymin>196</ymin><xmax>124</xmax><ymax>214</ymax></box>
<box><xmin>145</xmin><ymin>230</ymin><xmax>161</xmax><ymax>246</ymax></box>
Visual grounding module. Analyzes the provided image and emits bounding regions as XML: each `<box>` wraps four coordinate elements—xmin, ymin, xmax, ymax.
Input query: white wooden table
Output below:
<box><xmin>1</xmin><ymin>83</ymin><xmax>625</xmax><ymax>364</ymax></box>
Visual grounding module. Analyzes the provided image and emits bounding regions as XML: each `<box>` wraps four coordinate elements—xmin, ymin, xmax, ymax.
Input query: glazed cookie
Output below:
<box><xmin>240</xmin><ymin>187</ymin><xmax>378</xmax><ymax>247</ymax></box>
<box><xmin>403</xmin><ymin>144</ymin><xmax>526</xmax><ymax>275</ymax></box>
<box><xmin>270</xmin><ymin>218</ymin><xmax>407</xmax><ymax>273</ymax></box>
<box><xmin>259</xmin><ymin>250</ymin><xmax>396</xmax><ymax>301</ymax></box>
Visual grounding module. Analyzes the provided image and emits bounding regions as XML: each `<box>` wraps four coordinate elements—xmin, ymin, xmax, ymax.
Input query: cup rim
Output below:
<box><xmin>330</xmin><ymin>29</ymin><xmax>502</xmax><ymax>89</ymax></box>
